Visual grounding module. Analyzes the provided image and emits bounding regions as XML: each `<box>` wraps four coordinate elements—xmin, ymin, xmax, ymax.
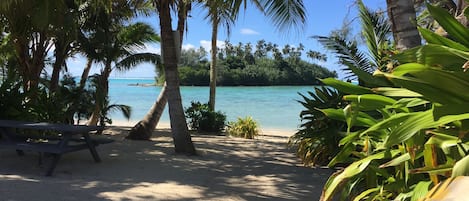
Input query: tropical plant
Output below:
<box><xmin>319</xmin><ymin>4</ymin><xmax>469</xmax><ymax>200</ymax></box>
<box><xmin>289</xmin><ymin>86</ymin><xmax>347</xmax><ymax>166</ymax></box>
<box><xmin>291</xmin><ymin>0</ymin><xmax>392</xmax><ymax>167</ymax></box>
<box><xmin>184</xmin><ymin>101</ymin><xmax>226</xmax><ymax>132</ymax></box>
<box><xmin>227</xmin><ymin>116</ymin><xmax>259</xmax><ymax>139</ymax></box>
<box><xmin>86</xmin><ymin>18</ymin><xmax>160</xmax><ymax>126</ymax></box>
<box><xmin>315</xmin><ymin>1</ymin><xmax>393</xmax><ymax>88</ymax></box>
<box><xmin>155</xmin><ymin>0</ymin><xmax>197</xmax><ymax>154</ymax></box>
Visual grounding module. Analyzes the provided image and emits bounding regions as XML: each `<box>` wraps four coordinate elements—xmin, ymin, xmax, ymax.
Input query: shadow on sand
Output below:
<box><xmin>0</xmin><ymin>127</ymin><xmax>333</xmax><ymax>201</ymax></box>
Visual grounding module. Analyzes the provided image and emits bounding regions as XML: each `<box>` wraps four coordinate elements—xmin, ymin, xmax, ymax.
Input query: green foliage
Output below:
<box><xmin>314</xmin><ymin>0</ymin><xmax>393</xmax><ymax>88</ymax></box>
<box><xmin>227</xmin><ymin>116</ymin><xmax>259</xmax><ymax>139</ymax></box>
<box><xmin>289</xmin><ymin>86</ymin><xmax>347</xmax><ymax>166</ymax></box>
<box><xmin>177</xmin><ymin>40</ymin><xmax>337</xmax><ymax>86</ymax></box>
<box><xmin>318</xmin><ymin>3</ymin><xmax>469</xmax><ymax>201</ymax></box>
<box><xmin>184</xmin><ymin>101</ymin><xmax>226</xmax><ymax>132</ymax></box>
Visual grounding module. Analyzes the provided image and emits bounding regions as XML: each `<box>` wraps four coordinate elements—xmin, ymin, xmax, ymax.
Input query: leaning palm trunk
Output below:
<box><xmin>157</xmin><ymin>0</ymin><xmax>196</xmax><ymax>154</ymax></box>
<box><xmin>386</xmin><ymin>0</ymin><xmax>421</xmax><ymax>50</ymax></box>
<box><xmin>79</xmin><ymin>59</ymin><xmax>93</xmax><ymax>90</ymax></box>
<box><xmin>126</xmin><ymin>83</ymin><xmax>168</xmax><ymax>140</ymax></box>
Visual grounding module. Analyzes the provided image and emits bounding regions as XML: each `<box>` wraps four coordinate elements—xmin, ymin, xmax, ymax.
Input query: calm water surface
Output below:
<box><xmin>108</xmin><ymin>78</ymin><xmax>317</xmax><ymax>132</ymax></box>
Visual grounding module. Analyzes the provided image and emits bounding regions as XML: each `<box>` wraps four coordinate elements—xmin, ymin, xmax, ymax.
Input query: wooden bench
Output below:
<box><xmin>0</xmin><ymin>120</ymin><xmax>114</xmax><ymax>176</ymax></box>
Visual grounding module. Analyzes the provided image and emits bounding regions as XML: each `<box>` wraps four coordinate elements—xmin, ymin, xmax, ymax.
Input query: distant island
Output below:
<box><xmin>156</xmin><ymin>40</ymin><xmax>337</xmax><ymax>86</ymax></box>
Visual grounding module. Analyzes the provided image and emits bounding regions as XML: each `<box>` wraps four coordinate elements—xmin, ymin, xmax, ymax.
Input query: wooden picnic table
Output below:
<box><xmin>0</xmin><ymin>120</ymin><xmax>112</xmax><ymax>176</ymax></box>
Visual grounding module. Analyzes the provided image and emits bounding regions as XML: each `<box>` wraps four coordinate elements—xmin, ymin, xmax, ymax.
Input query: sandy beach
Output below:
<box><xmin>0</xmin><ymin>123</ymin><xmax>333</xmax><ymax>201</ymax></box>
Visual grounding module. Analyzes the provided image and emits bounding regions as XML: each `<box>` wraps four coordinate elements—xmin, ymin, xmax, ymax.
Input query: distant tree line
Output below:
<box><xmin>158</xmin><ymin>40</ymin><xmax>337</xmax><ymax>86</ymax></box>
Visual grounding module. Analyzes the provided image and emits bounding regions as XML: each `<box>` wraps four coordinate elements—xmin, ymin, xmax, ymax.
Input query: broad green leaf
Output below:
<box><xmin>382</xmin><ymin>109</ymin><xmax>469</xmax><ymax>147</ymax></box>
<box><xmin>380</xmin><ymin>153</ymin><xmax>411</xmax><ymax>168</ymax></box>
<box><xmin>411</xmin><ymin>181</ymin><xmax>432</xmax><ymax>201</ymax></box>
<box><xmin>359</xmin><ymin>112</ymin><xmax>414</xmax><ymax>142</ymax></box>
<box><xmin>393</xmin><ymin>45</ymin><xmax>468</xmax><ymax>71</ymax></box>
<box><xmin>343</xmin><ymin>94</ymin><xmax>396</xmax><ymax>111</ymax></box>
<box><xmin>452</xmin><ymin>155</ymin><xmax>469</xmax><ymax>177</ymax></box>
<box><xmin>375</xmin><ymin>67</ymin><xmax>469</xmax><ymax>104</ymax></box>
<box><xmin>322</xmin><ymin>150</ymin><xmax>399</xmax><ymax>201</ymax></box>
<box><xmin>321</xmin><ymin>78</ymin><xmax>372</xmax><ymax>95</ymax></box>
<box><xmin>433</xmin><ymin>104</ymin><xmax>469</xmax><ymax>121</ymax></box>
<box><xmin>328</xmin><ymin>142</ymin><xmax>356</xmax><ymax>167</ymax></box>
<box><xmin>394</xmin><ymin>98</ymin><xmax>429</xmax><ymax>108</ymax></box>
<box><xmin>339</xmin><ymin>131</ymin><xmax>360</xmax><ymax>146</ymax></box>
<box><xmin>418</xmin><ymin>27</ymin><xmax>469</xmax><ymax>51</ymax></box>
<box><xmin>320</xmin><ymin>108</ymin><xmax>378</xmax><ymax>127</ymax></box>
<box><xmin>353</xmin><ymin>187</ymin><xmax>380</xmax><ymax>201</ymax></box>
<box><xmin>427</xmin><ymin>4</ymin><xmax>469</xmax><ymax>47</ymax></box>
<box><xmin>426</xmin><ymin>132</ymin><xmax>460</xmax><ymax>149</ymax></box>
<box><xmin>372</xmin><ymin>87</ymin><xmax>422</xmax><ymax>97</ymax></box>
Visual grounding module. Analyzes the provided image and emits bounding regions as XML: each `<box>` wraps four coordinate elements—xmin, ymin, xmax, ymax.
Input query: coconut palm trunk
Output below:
<box><xmin>87</xmin><ymin>62</ymin><xmax>112</xmax><ymax>126</ymax></box>
<box><xmin>79</xmin><ymin>59</ymin><xmax>93</xmax><ymax>90</ymax></box>
<box><xmin>157</xmin><ymin>0</ymin><xmax>196</xmax><ymax>154</ymax></box>
<box><xmin>127</xmin><ymin>83</ymin><xmax>167</xmax><ymax>140</ymax></box>
<box><xmin>386</xmin><ymin>0</ymin><xmax>421</xmax><ymax>50</ymax></box>
<box><xmin>209</xmin><ymin>15</ymin><xmax>219</xmax><ymax>111</ymax></box>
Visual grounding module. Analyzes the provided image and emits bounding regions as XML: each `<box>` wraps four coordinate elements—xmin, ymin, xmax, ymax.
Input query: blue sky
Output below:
<box><xmin>66</xmin><ymin>0</ymin><xmax>387</xmax><ymax>79</ymax></box>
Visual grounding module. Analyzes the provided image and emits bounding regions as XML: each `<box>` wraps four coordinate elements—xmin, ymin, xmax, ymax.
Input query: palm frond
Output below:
<box><xmin>260</xmin><ymin>0</ymin><xmax>306</xmax><ymax>33</ymax></box>
<box><xmin>315</xmin><ymin>35</ymin><xmax>374</xmax><ymax>79</ymax></box>
<box><xmin>358</xmin><ymin>0</ymin><xmax>392</xmax><ymax>68</ymax></box>
<box><xmin>118</xmin><ymin>22</ymin><xmax>160</xmax><ymax>51</ymax></box>
<box><xmin>115</xmin><ymin>53</ymin><xmax>160</xmax><ymax>72</ymax></box>
<box><xmin>106</xmin><ymin>104</ymin><xmax>132</xmax><ymax>120</ymax></box>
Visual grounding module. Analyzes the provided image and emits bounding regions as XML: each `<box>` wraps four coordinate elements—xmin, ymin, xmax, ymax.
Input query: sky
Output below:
<box><xmin>66</xmin><ymin>0</ymin><xmax>387</xmax><ymax>79</ymax></box>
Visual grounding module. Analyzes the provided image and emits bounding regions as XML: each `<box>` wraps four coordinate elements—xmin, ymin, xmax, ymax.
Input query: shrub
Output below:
<box><xmin>185</xmin><ymin>101</ymin><xmax>226</xmax><ymax>132</ymax></box>
<box><xmin>227</xmin><ymin>116</ymin><xmax>259</xmax><ymax>139</ymax></box>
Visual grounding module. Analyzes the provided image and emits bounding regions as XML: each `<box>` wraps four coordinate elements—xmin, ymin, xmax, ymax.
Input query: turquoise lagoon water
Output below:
<box><xmin>108</xmin><ymin>78</ymin><xmax>316</xmax><ymax>132</ymax></box>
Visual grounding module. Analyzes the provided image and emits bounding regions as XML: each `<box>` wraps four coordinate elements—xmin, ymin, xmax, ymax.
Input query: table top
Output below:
<box><xmin>0</xmin><ymin>120</ymin><xmax>103</xmax><ymax>134</ymax></box>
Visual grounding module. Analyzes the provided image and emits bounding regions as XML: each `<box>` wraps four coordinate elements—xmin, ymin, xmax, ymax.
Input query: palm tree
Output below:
<box><xmin>386</xmin><ymin>0</ymin><xmax>421</xmax><ymax>50</ymax></box>
<box><xmin>87</xmin><ymin>22</ymin><xmax>160</xmax><ymax>126</ymax></box>
<box><xmin>199</xmin><ymin>0</ymin><xmax>236</xmax><ymax>111</ymax></box>
<box><xmin>199</xmin><ymin>0</ymin><xmax>237</xmax><ymax>111</ymax></box>
<box><xmin>155</xmin><ymin>0</ymin><xmax>197</xmax><ymax>154</ymax></box>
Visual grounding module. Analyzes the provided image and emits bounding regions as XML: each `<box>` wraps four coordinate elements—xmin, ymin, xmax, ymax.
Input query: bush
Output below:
<box><xmin>227</xmin><ymin>116</ymin><xmax>259</xmax><ymax>139</ymax></box>
<box><xmin>185</xmin><ymin>101</ymin><xmax>226</xmax><ymax>132</ymax></box>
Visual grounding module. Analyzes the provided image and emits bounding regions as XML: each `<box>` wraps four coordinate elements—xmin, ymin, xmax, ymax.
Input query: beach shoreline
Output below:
<box><xmin>110</xmin><ymin>119</ymin><xmax>297</xmax><ymax>137</ymax></box>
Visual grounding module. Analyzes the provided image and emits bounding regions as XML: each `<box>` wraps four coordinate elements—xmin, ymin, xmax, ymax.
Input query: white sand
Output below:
<box><xmin>0</xmin><ymin>123</ymin><xmax>332</xmax><ymax>201</ymax></box>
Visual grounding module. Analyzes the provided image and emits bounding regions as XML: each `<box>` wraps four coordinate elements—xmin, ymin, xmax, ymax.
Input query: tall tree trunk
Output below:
<box><xmin>157</xmin><ymin>0</ymin><xmax>196</xmax><ymax>155</ymax></box>
<box><xmin>50</xmin><ymin>41</ymin><xmax>68</xmax><ymax>92</ymax></box>
<box><xmin>79</xmin><ymin>59</ymin><xmax>93</xmax><ymax>90</ymax></box>
<box><xmin>126</xmin><ymin>83</ymin><xmax>168</xmax><ymax>140</ymax></box>
<box><xmin>50</xmin><ymin>61</ymin><xmax>62</xmax><ymax>92</ymax></box>
<box><xmin>209</xmin><ymin>16</ymin><xmax>219</xmax><ymax>111</ymax></box>
<box><xmin>386</xmin><ymin>0</ymin><xmax>421</xmax><ymax>51</ymax></box>
<box><xmin>87</xmin><ymin>63</ymin><xmax>111</xmax><ymax>126</ymax></box>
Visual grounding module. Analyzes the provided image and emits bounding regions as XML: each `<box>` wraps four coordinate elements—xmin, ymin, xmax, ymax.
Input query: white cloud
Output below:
<box><xmin>182</xmin><ymin>43</ymin><xmax>196</xmax><ymax>50</ymax></box>
<box><xmin>240</xmin><ymin>28</ymin><xmax>260</xmax><ymax>35</ymax></box>
<box><xmin>199</xmin><ymin>40</ymin><xmax>225</xmax><ymax>52</ymax></box>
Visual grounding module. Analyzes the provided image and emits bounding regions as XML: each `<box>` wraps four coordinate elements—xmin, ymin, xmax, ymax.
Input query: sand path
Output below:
<box><xmin>0</xmin><ymin>127</ymin><xmax>332</xmax><ymax>200</ymax></box>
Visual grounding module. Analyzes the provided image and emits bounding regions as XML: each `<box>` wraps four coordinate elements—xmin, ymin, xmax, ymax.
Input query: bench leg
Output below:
<box><xmin>83</xmin><ymin>134</ymin><xmax>101</xmax><ymax>162</ymax></box>
<box><xmin>45</xmin><ymin>154</ymin><xmax>61</xmax><ymax>176</ymax></box>
<box><xmin>88</xmin><ymin>145</ymin><xmax>101</xmax><ymax>162</ymax></box>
